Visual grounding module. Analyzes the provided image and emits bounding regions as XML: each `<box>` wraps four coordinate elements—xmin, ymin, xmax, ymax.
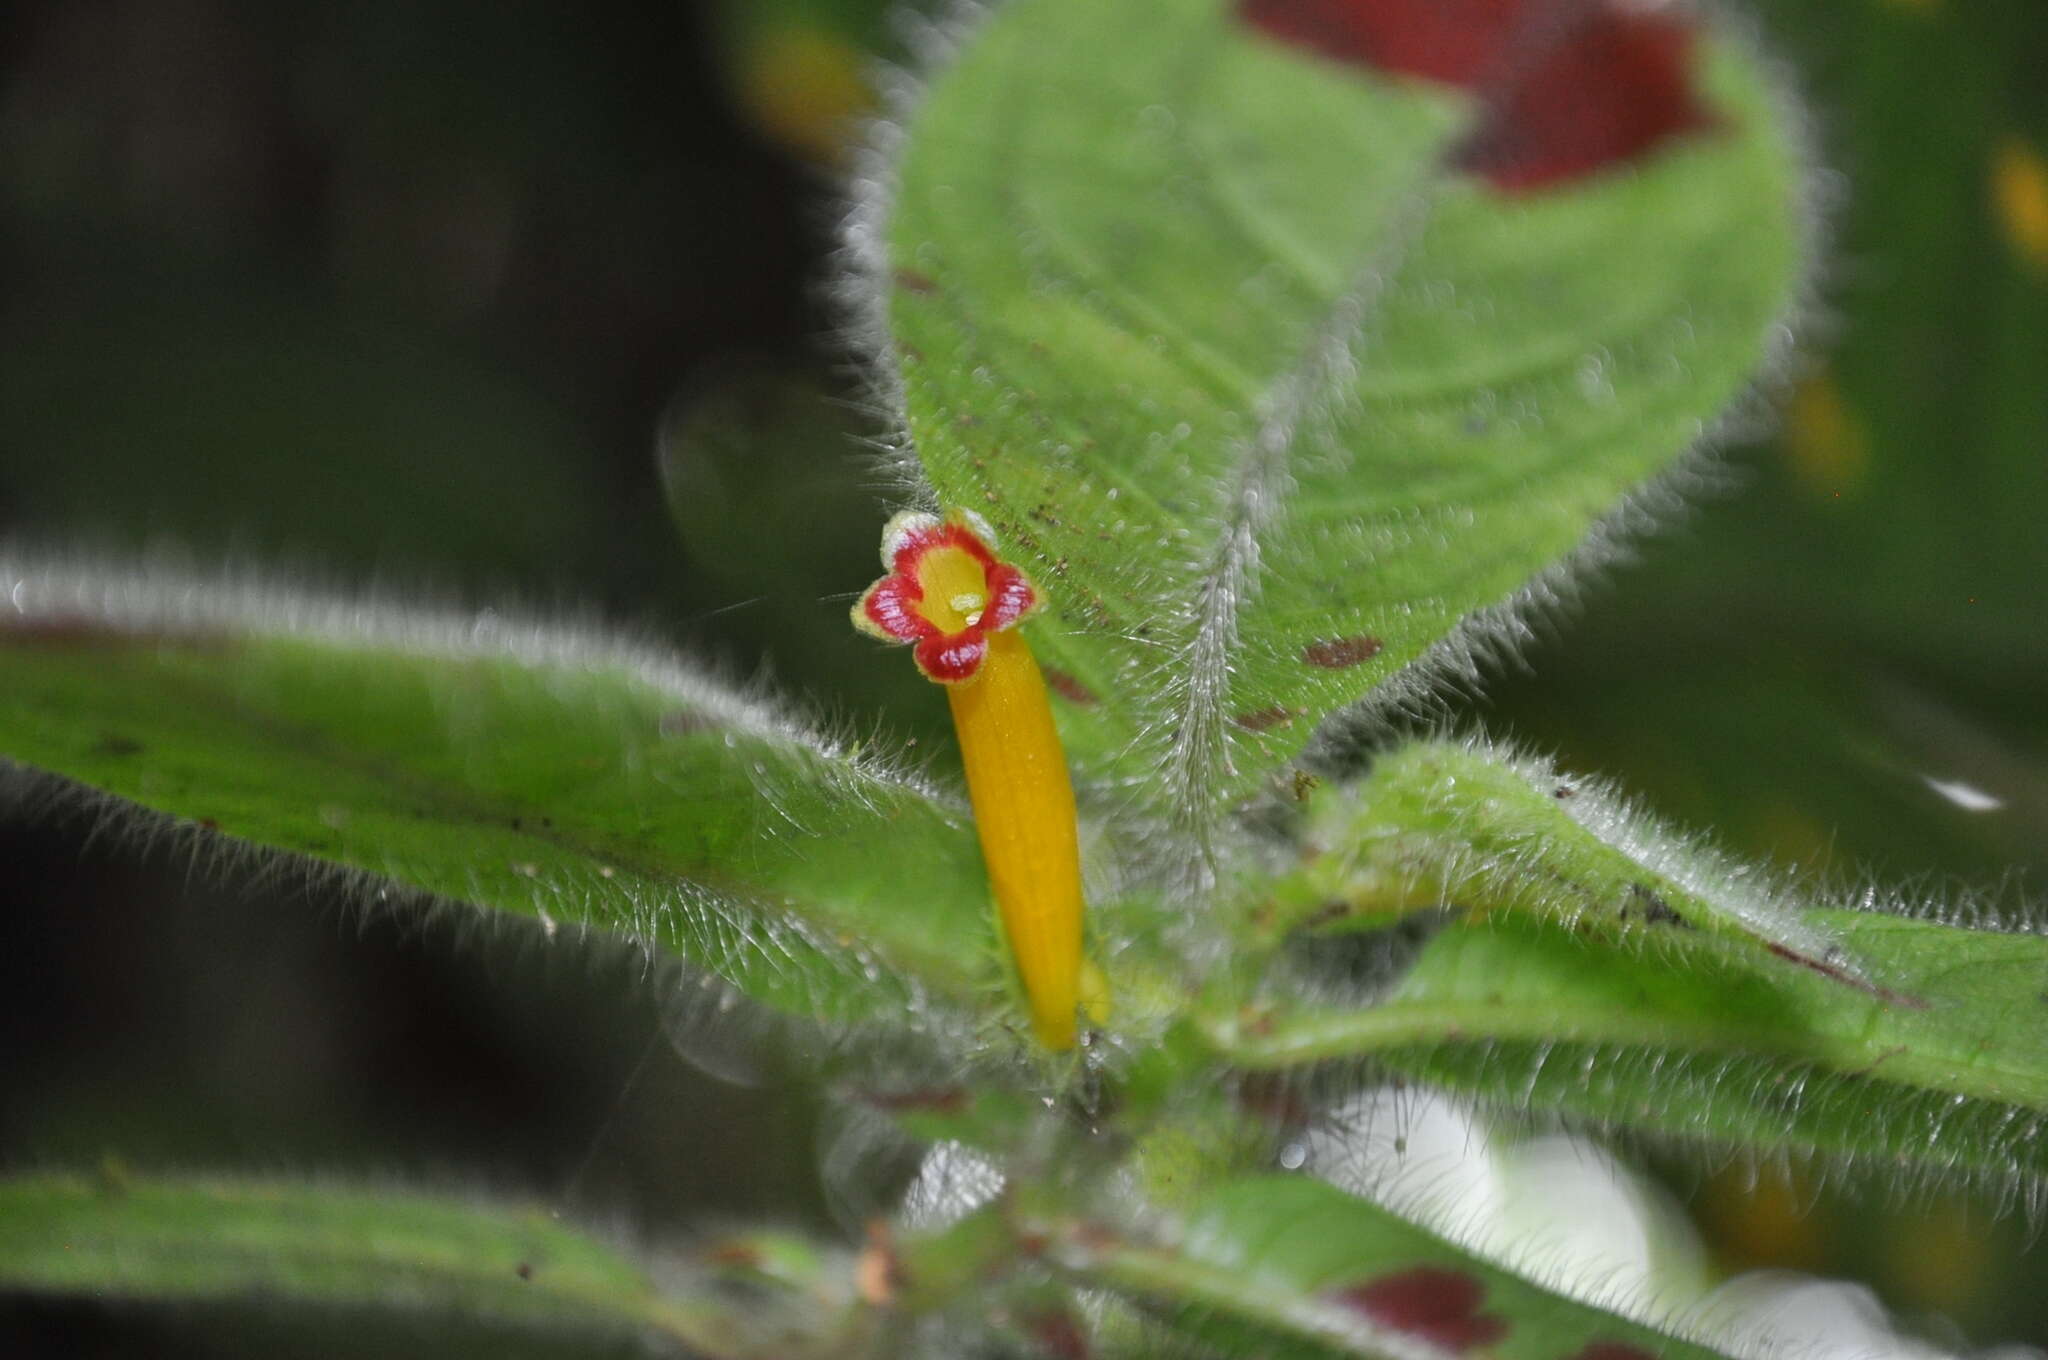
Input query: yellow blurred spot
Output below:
<box><xmin>1887</xmin><ymin>1201</ymin><xmax>1992</xmax><ymax>1315</ymax></box>
<box><xmin>1783</xmin><ymin>375</ymin><xmax>1869</xmax><ymax>500</ymax></box>
<box><xmin>1078</xmin><ymin>958</ymin><xmax>1113</xmax><ymax>1026</ymax></box>
<box><xmin>735</xmin><ymin>26</ymin><xmax>873</xmax><ymax>165</ymax></box>
<box><xmin>1753</xmin><ymin>800</ymin><xmax>1836</xmax><ymax>874</ymax></box>
<box><xmin>854</xmin><ymin>1221</ymin><xmax>897</xmax><ymax>1305</ymax></box>
<box><xmin>1992</xmin><ymin>137</ymin><xmax>2048</xmax><ymax>276</ymax></box>
<box><xmin>1699</xmin><ymin>1164</ymin><xmax>1827</xmax><ymax>1274</ymax></box>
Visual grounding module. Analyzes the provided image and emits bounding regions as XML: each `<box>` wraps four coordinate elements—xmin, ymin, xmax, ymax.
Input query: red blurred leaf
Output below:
<box><xmin>1238</xmin><ymin>0</ymin><xmax>1717</xmax><ymax>192</ymax></box>
<box><xmin>1239</xmin><ymin>0</ymin><xmax>1525</xmax><ymax>84</ymax></box>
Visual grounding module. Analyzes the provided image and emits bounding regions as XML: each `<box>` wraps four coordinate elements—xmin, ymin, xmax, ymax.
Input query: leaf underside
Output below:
<box><xmin>1218</xmin><ymin>741</ymin><xmax>2048</xmax><ymax>1207</ymax></box>
<box><xmin>1380</xmin><ymin>911</ymin><xmax>2048</xmax><ymax>1207</ymax></box>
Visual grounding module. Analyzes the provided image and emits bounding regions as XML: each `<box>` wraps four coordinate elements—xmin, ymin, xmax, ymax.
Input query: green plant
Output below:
<box><xmin>5</xmin><ymin>0</ymin><xmax>2048</xmax><ymax>1355</ymax></box>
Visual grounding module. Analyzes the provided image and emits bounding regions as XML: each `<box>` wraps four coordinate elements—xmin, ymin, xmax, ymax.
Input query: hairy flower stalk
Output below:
<box><xmin>853</xmin><ymin>510</ymin><xmax>1095</xmax><ymax>1049</ymax></box>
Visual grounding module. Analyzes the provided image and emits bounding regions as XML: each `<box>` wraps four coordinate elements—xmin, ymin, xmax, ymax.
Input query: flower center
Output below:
<box><xmin>913</xmin><ymin>544</ymin><xmax>988</xmax><ymax>632</ymax></box>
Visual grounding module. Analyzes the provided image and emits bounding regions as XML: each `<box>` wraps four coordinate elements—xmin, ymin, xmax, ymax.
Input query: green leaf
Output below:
<box><xmin>1500</xmin><ymin>639</ymin><xmax>2048</xmax><ymax>889</ymax></box>
<box><xmin>1489</xmin><ymin>1</ymin><xmax>2048</xmax><ymax>890</ymax></box>
<box><xmin>1219</xmin><ymin>911</ymin><xmax>2048</xmax><ymax>1201</ymax></box>
<box><xmin>0</xmin><ymin>1170</ymin><xmax>750</xmax><ymax>1354</ymax></box>
<box><xmin>876</xmin><ymin>0</ymin><xmax>1809</xmax><ymax>848</ymax></box>
<box><xmin>1210</xmin><ymin>740</ymin><xmax>2048</xmax><ymax>1202</ymax></box>
<box><xmin>0</xmin><ymin>555</ymin><xmax>995</xmax><ymax>1033</ymax></box>
<box><xmin>1256</xmin><ymin>739</ymin><xmax>1869</xmax><ymax>982</ymax></box>
<box><xmin>1059</xmin><ymin>1174</ymin><xmax>1731</xmax><ymax>1359</ymax></box>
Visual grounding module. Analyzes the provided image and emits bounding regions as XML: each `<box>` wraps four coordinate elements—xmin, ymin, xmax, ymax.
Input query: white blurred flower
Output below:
<box><xmin>1705</xmin><ymin>1273</ymin><xmax>1948</xmax><ymax>1360</ymax></box>
<box><xmin>1310</xmin><ymin>1088</ymin><xmax>1702</xmax><ymax>1322</ymax></box>
<box><xmin>1492</xmin><ymin>1133</ymin><xmax>1709</xmax><ymax>1319</ymax></box>
<box><xmin>1305</xmin><ymin>1087</ymin><xmax>2041</xmax><ymax>1360</ymax></box>
<box><xmin>1311</xmin><ymin>1085</ymin><xmax>1505</xmax><ymax>1234</ymax></box>
<box><xmin>900</xmin><ymin>1140</ymin><xmax>1005</xmax><ymax>1231</ymax></box>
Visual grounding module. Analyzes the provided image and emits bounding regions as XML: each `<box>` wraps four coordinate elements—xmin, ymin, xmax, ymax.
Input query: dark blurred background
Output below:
<box><xmin>1</xmin><ymin>0</ymin><xmax>2045</xmax><ymax>1353</ymax></box>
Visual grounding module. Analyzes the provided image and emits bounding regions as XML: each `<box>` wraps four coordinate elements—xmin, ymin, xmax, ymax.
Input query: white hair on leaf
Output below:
<box><xmin>0</xmin><ymin>548</ymin><xmax>999</xmax><ymax>1065</ymax></box>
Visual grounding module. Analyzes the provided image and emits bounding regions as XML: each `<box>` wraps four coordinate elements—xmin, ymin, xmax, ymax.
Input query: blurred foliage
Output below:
<box><xmin>1491</xmin><ymin>0</ymin><xmax>2048</xmax><ymax>888</ymax></box>
<box><xmin>2</xmin><ymin>0</ymin><xmax>2046</xmax><ymax>1351</ymax></box>
<box><xmin>1482</xmin><ymin>0</ymin><xmax>2048</xmax><ymax>1341</ymax></box>
<box><xmin>0</xmin><ymin>2</ymin><xmax>883</xmax><ymax>1352</ymax></box>
<box><xmin>707</xmin><ymin>0</ymin><xmax>887</xmax><ymax>164</ymax></box>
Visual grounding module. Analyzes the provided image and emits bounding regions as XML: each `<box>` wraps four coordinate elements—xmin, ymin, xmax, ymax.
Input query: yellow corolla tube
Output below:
<box><xmin>851</xmin><ymin>508</ymin><xmax>1094</xmax><ymax>1050</ymax></box>
<box><xmin>948</xmin><ymin>628</ymin><xmax>1085</xmax><ymax>1049</ymax></box>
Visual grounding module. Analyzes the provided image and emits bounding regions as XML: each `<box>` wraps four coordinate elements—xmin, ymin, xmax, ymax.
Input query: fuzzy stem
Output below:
<box><xmin>948</xmin><ymin>628</ymin><xmax>1087</xmax><ymax>1049</ymax></box>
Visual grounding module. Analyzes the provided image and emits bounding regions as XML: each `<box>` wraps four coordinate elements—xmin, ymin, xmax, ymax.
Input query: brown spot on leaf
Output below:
<box><xmin>1332</xmin><ymin>1265</ymin><xmax>1509</xmax><ymax>1352</ymax></box>
<box><xmin>1067</xmin><ymin>1219</ymin><xmax>1121</xmax><ymax>1253</ymax></box>
<box><xmin>1629</xmin><ymin>883</ymin><xmax>1688</xmax><ymax>928</ymax></box>
<box><xmin>861</xmin><ymin>1087</ymin><xmax>970</xmax><ymax>1116</ymax></box>
<box><xmin>90</xmin><ymin>734</ymin><xmax>145</xmax><ymax>758</ymax></box>
<box><xmin>1567</xmin><ymin>1344</ymin><xmax>1656</xmax><ymax>1360</ymax></box>
<box><xmin>1042</xmin><ymin>666</ymin><xmax>1100</xmax><ymax>706</ymax></box>
<box><xmin>895</xmin><ymin>267</ymin><xmax>938</xmax><ymax>294</ymax></box>
<box><xmin>1021</xmin><ymin>1307</ymin><xmax>1091</xmax><ymax>1360</ymax></box>
<box><xmin>1453</xmin><ymin>11</ymin><xmax>1717</xmax><ymax>193</ymax></box>
<box><xmin>1234</xmin><ymin>1072</ymin><xmax>1311</xmax><ymax>1128</ymax></box>
<box><xmin>1242</xmin><ymin>0</ymin><xmax>1498</xmax><ymax>81</ymax></box>
<box><xmin>855</xmin><ymin>1220</ymin><xmax>903</xmax><ymax>1306</ymax></box>
<box><xmin>1233</xmin><ymin>704</ymin><xmax>1296</xmax><ymax>732</ymax></box>
<box><xmin>1303</xmin><ymin>634</ymin><xmax>1384</xmax><ymax>669</ymax></box>
<box><xmin>515</xmin><ymin>1261</ymin><xmax>533</xmax><ymax>1281</ymax></box>
<box><xmin>1303</xmin><ymin>901</ymin><xmax>1362</xmax><ymax>933</ymax></box>
<box><xmin>704</xmin><ymin>1240</ymin><xmax>764</xmax><ymax>1270</ymax></box>
<box><xmin>1</xmin><ymin>616</ymin><xmax>140</xmax><ymax>647</ymax></box>
<box><xmin>1</xmin><ymin>615</ymin><xmax>230</xmax><ymax>651</ymax></box>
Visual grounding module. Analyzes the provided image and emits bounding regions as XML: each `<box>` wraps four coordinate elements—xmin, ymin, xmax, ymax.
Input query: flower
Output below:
<box><xmin>851</xmin><ymin>510</ymin><xmax>1039</xmax><ymax>683</ymax></box>
<box><xmin>850</xmin><ymin>506</ymin><xmax>1100</xmax><ymax>1050</ymax></box>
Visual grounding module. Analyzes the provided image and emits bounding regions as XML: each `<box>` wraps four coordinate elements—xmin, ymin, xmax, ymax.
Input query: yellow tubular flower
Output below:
<box><xmin>852</xmin><ymin>509</ymin><xmax>1093</xmax><ymax>1050</ymax></box>
<box><xmin>949</xmin><ymin>628</ymin><xmax>1085</xmax><ymax>1049</ymax></box>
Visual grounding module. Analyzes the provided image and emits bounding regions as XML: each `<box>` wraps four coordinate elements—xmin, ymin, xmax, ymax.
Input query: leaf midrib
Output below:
<box><xmin>1205</xmin><ymin>992</ymin><xmax>2048</xmax><ymax>1111</ymax></box>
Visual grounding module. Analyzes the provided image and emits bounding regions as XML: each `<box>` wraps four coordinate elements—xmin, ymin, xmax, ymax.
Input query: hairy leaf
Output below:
<box><xmin>0</xmin><ymin>555</ymin><xmax>994</xmax><ymax>1034</ymax></box>
<box><xmin>1062</xmin><ymin>1174</ymin><xmax>1730</xmax><ymax>1359</ymax></box>
<box><xmin>1488</xmin><ymin>0</ymin><xmax>2048</xmax><ymax>893</ymax></box>
<box><xmin>1213</xmin><ymin>740</ymin><xmax>2048</xmax><ymax>1203</ymax></box>
<box><xmin>0</xmin><ymin>1171</ymin><xmax>751</xmax><ymax>1354</ymax></box>
<box><xmin>1259</xmin><ymin>739</ymin><xmax>1870</xmax><ymax>985</ymax></box>
<box><xmin>871</xmin><ymin>0</ymin><xmax>1808</xmax><ymax>853</ymax></box>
